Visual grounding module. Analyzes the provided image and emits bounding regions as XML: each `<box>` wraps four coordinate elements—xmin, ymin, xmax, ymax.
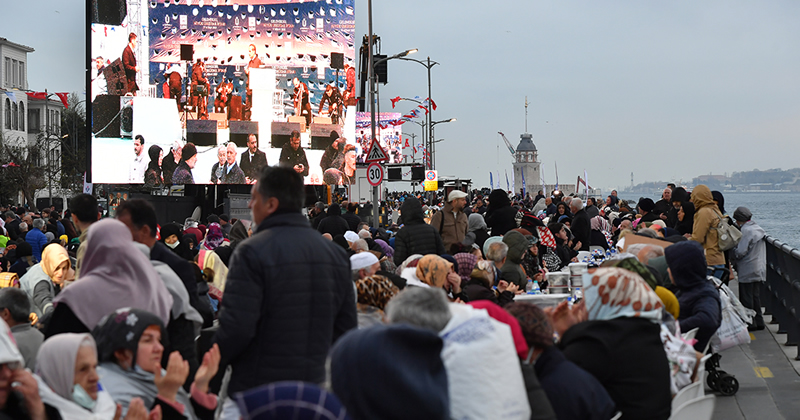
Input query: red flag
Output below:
<box><xmin>25</xmin><ymin>92</ymin><xmax>47</xmax><ymax>100</ymax></box>
<box><xmin>55</xmin><ymin>93</ymin><xmax>70</xmax><ymax>109</ymax></box>
<box><xmin>390</xmin><ymin>96</ymin><xmax>402</xmax><ymax>108</ymax></box>
<box><xmin>417</xmin><ymin>105</ymin><xmax>429</xmax><ymax>115</ymax></box>
<box><xmin>428</xmin><ymin>98</ymin><xmax>437</xmax><ymax>111</ymax></box>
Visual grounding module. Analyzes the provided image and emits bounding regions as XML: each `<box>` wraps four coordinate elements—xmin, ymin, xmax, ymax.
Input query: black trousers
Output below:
<box><xmin>739</xmin><ymin>281</ymin><xmax>765</xmax><ymax>328</ymax></box>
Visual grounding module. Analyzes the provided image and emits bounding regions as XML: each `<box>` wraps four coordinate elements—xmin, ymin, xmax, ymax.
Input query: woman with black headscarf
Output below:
<box><xmin>485</xmin><ymin>189</ymin><xmax>518</xmax><ymax>236</ymax></box>
<box><xmin>144</xmin><ymin>145</ymin><xmax>163</xmax><ymax>187</ymax></box>
<box><xmin>675</xmin><ymin>201</ymin><xmax>695</xmax><ymax>236</ymax></box>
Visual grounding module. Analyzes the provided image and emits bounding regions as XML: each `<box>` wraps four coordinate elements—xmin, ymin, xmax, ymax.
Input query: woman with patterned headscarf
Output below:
<box><xmin>589</xmin><ymin>216</ymin><xmax>612</xmax><ymax>250</ymax></box>
<box><xmin>549</xmin><ymin>267</ymin><xmax>671</xmax><ymax>420</ymax></box>
<box><xmin>200</xmin><ymin>223</ymin><xmax>225</xmax><ymax>251</ymax></box>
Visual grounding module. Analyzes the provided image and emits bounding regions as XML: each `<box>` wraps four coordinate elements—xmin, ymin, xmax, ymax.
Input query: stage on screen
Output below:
<box><xmin>90</xmin><ymin>0</ymin><xmax>356</xmax><ymax>185</ymax></box>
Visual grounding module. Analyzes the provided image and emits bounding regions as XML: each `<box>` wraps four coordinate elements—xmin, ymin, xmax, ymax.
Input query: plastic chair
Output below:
<box><xmin>672</xmin><ymin>382</ymin><xmax>702</xmax><ymax>412</ymax></box>
<box><xmin>682</xmin><ymin>327</ymin><xmax>699</xmax><ymax>341</ymax></box>
<box><xmin>669</xmin><ymin>395</ymin><xmax>715</xmax><ymax>420</ymax></box>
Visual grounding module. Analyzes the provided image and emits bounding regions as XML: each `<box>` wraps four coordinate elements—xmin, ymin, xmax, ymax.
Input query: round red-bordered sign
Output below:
<box><xmin>367</xmin><ymin>163</ymin><xmax>384</xmax><ymax>186</ymax></box>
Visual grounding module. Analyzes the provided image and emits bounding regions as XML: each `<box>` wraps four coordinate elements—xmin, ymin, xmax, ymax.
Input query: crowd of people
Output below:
<box><xmin>0</xmin><ymin>170</ymin><xmax>767</xmax><ymax>419</ymax></box>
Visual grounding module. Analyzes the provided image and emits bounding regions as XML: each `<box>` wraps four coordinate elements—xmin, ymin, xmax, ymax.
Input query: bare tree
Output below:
<box><xmin>0</xmin><ymin>132</ymin><xmax>47</xmax><ymax>211</ymax></box>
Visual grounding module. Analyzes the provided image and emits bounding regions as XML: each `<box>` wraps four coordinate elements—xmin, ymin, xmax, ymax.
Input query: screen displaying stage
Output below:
<box><xmin>90</xmin><ymin>0</ymin><xmax>356</xmax><ymax>185</ymax></box>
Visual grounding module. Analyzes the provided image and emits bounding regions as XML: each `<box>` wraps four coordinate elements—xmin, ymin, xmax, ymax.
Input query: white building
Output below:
<box><xmin>513</xmin><ymin>133</ymin><xmax>541</xmax><ymax>196</ymax></box>
<box><xmin>1</xmin><ymin>36</ymin><xmax>65</xmax><ymax>205</ymax></box>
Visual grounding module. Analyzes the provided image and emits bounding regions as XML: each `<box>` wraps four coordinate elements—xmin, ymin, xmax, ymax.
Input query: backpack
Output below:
<box><xmin>714</xmin><ymin>212</ymin><xmax>742</xmax><ymax>252</ymax></box>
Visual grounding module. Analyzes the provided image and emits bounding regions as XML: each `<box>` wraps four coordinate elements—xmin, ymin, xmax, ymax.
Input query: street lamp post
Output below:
<box><xmin>429</xmin><ymin>118</ymin><xmax>456</xmax><ymax>170</ymax></box>
<box><xmin>396</xmin><ymin>57</ymin><xmax>439</xmax><ymax>171</ymax></box>
<box><xmin>367</xmin><ymin>0</ymin><xmax>417</xmax><ymax>227</ymax></box>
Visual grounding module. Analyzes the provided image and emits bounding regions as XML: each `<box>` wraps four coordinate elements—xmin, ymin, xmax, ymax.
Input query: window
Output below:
<box><xmin>19</xmin><ymin>102</ymin><xmax>24</xmax><ymax>131</ymax></box>
<box><xmin>28</xmin><ymin>108</ymin><xmax>39</xmax><ymax>133</ymax></box>
<box><xmin>11</xmin><ymin>103</ymin><xmax>17</xmax><ymax>130</ymax></box>
<box><xmin>19</xmin><ymin>62</ymin><xmax>24</xmax><ymax>89</ymax></box>
<box><xmin>3</xmin><ymin>58</ymin><xmax>9</xmax><ymax>87</ymax></box>
<box><xmin>12</xmin><ymin>60</ymin><xmax>18</xmax><ymax>88</ymax></box>
<box><xmin>4</xmin><ymin>98</ymin><xmax>9</xmax><ymax>129</ymax></box>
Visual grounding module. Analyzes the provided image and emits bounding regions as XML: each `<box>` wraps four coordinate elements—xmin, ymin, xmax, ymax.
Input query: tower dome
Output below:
<box><xmin>515</xmin><ymin>133</ymin><xmax>537</xmax><ymax>163</ymax></box>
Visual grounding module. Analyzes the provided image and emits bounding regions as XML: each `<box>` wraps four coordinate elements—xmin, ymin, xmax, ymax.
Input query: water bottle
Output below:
<box><xmin>526</xmin><ymin>279</ymin><xmax>534</xmax><ymax>294</ymax></box>
<box><xmin>532</xmin><ymin>280</ymin><xmax>541</xmax><ymax>295</ymax></box>
<box><xmin>573</xmin><ymin>287</ymin><xmax>582</xmax><ymax>300</ymax></box>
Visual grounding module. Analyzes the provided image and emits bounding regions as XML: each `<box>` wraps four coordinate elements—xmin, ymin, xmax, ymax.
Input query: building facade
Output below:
<box><xmin>513</xmin><ymin>133</ymin><xmax>541</xmax><ymax>196</ymax></box>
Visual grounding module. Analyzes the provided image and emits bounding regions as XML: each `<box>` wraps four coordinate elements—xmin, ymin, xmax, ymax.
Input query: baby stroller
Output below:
<box><xmin>703</xmin><ymin>272</ymin><xmax>752</xmax><ymax>396</ymax></box>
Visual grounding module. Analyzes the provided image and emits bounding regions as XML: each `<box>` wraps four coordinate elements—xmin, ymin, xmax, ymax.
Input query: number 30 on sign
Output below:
<box><xmin>367</xmin><ymin>163</ymin><xmax>384</xmax><ymax>186</ymax></box>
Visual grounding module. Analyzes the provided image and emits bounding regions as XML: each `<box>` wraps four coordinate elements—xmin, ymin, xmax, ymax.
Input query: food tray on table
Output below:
<box><xmin>513</xmin><ymin>293</ymin><xmax>571</xmax><ymax>309</ymax></box>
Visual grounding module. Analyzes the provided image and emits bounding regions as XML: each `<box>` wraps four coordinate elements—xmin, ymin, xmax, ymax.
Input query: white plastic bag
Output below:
<box><xmin>709</xmin><ymin>276</ymin><xmax>753</xmax><ymax>353</ymax></box>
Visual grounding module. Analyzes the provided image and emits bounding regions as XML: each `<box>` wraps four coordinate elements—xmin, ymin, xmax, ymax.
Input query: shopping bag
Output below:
<box><xmin>709</xmin><ymin>278</ymin><xmax>751</xmax><ymax>352</ymax></box>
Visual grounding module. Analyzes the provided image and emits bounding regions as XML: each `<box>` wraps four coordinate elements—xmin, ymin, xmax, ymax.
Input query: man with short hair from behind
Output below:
<box><xmin>26</xmin><ymin>219</ymin><xmax>48</xmax><ymax>263</ymax></box>
<box><xmin>0</xmin><ymin>288</ymin><xmax>44</xmax><ymax>369</ymax></box>
<box><xmin>213</xmin><ymin>166</ymin><xmax>356</xmax><ymax>419</ymax></box>
<box><xmin>115</xmin><ymin>199</ymin><xmax>213</xmax><ymax>329</ymax></box>
<box><xmin>69</xmin><ymin>194</ymin><xmax>99</xmax><ymax>279</ymax></box>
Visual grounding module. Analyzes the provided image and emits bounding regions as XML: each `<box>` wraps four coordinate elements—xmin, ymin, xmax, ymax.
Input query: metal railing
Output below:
<box><xmin>763</xmin><ymin>235</ymin><xmax>800</xmax><ymax>360</ymax></box>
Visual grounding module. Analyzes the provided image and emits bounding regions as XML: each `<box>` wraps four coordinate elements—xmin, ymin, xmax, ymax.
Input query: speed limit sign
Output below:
<box><xmin>367</xmin><ymin>162</ymin><xmax>384</xmax><ymax>186</ymax></box>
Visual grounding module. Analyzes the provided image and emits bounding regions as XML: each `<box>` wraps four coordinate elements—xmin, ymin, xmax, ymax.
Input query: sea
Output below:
<box><xmin>620</xmin><ymin>192</ymin><xmax>800</xmax><ymax>250</ymax></box>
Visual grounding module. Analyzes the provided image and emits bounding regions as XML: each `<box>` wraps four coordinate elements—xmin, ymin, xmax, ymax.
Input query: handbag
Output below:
<box><xmin>714</xmin><ymin>212</ymin><xmax>742</xmax><ymax>251</ymax></box>
<box><xmin>709</xmin><ymin>276</ymin><xmax>752</xmax><ymax>352</ymax></box>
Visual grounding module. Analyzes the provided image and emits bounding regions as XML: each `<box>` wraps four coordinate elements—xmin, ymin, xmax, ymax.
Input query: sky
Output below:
<box><xmin>4</xmin><ymin>0</ymin><xmax>798</xmax><ymax>191</ymax></box>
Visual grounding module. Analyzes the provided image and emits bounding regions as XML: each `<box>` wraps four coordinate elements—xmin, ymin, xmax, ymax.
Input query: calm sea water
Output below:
<box><xmin>621</xmin><ymin>192</ymin><xmax>800</xmax><ymax>250</ymax></box>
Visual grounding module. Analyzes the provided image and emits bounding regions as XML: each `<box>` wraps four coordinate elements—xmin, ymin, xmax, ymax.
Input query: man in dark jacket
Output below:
<box><xmin>214</xmin><ymin>167</ymin><xmax>356</xmax><ymax>413</ymax></box>
<box><xmin>115</xmin><ymin>200</ymin><xmax>214</xmax><ymax>328</ymax></box>
<box><xmin>342</xmin><ymin>202</ymin><xmax>362</xmax><ymax>232</ymax></box>
<box><xmin>569</xmin><ymin>198</ymin><xmax>591</xmax><ymax>252</ymax></box>
<box><xmin>393</xmin><ymin>197</ymin><xmax>445</xmax><ymax>266</ymax></box>
<box><xmin>240</xmin><ymin>134</ymin><xmax>268</xmax><ymax>182</ymax></box>
<box><xmin>664</xmin><ymin>240</ymin><xmax>722</xmax><ymax>351</ymax></box>
<box><xmin>317</xmin><ymin>203</ymin><xmax>349</xmax><ymax>237</ymax></box>
<box><xmin>638</xmin><ymin>198</ymin><xmax>659</xmax><ymax>223</ymax></box>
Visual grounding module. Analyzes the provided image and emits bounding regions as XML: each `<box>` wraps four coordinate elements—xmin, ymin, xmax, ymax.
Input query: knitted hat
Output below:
<box><xmin>181</xmin><ymin>143</ymin><xmax>197</xmax><ymax>161</ymax></box>
<box><xmin>733</xmin><ymin>207</ymin><xmax>752</xmax><ymax>222</ymax></box>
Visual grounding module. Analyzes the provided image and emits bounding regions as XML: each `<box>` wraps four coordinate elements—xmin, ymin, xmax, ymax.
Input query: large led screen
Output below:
<box><xmin>90</xmin><ymin>0</ymin><xmax>356</xmax><ymax>185</ymax></box>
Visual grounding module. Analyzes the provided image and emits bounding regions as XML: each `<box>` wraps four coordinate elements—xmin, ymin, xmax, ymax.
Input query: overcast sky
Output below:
<box><xmin>5</xmin><ymin>0</ymin><xmax>798</xmax><ymax>191</ymax></box>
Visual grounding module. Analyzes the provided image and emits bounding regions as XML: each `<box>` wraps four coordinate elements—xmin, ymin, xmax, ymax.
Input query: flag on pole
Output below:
<box><xmin>584</xmin><ymin>170</ymin><xmax>589</xmax><ymax>202</ymax></box>
<box><xmin>522</xmin><ymin>170</ymin><xmax>526</xmax><ymax>197</ymax></box>
<box><xmin>4</xmin><ymin>91</ymin><xmax>16</xmax><ymax>103</ymax></box>
<box><xmin>83</xmin><ymin>172</ymin><xmax>93</xmax><ymax>194</ymax></box>
<box><xmin>512</xmin><ymin>169</ymin><xmax>516</xmax><ymax>196</ymax></box>
<box><xmin>505</xmin><ymin>170</ymin><xmax>510</xmax><ymax>192</ymax></box>
<box><xmin>554</xmin><ymin>162</ymin><xmax>559</xmax><ymax>193</ymax></box>
<box><xmin>490</xmin><ymin>172</ymin><xmax>494</xmax><ymax>190</ymax></box>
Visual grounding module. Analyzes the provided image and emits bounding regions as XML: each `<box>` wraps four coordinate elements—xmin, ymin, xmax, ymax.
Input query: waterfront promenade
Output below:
<box><xmin>711</xmin><ymin>279</ymin><xmax>800</xmax><ymax>420</ymax></box>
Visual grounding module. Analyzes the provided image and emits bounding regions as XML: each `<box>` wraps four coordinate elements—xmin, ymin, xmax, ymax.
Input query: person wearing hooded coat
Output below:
<box><xmin>484</xmin><ymin>189</ymin><xmax>518</xmax><ymax>236</ymax></box>
<box><xmin>393</xmin><ymin>197</ymin><xmax>445</xmax><ymax>266</ymax></box>
<box><xmin>43</xmin><ymin>219</ymin><xmax>173</xmax><ymax>338</ymax></box>
<box><xmin>689</xmin><ymin>185</ymin><xmax>726</xmax><ymax>272</ymax></box>
<box><xmin>675</xmin><ymin>201</ymin><xmax>695</xmax><ymax>236</ymax></box>
<box><xmin>35</xmin><ymin>333</ymin><xmax>119</xmax><ymax>419</ymax></box>
<box><xmin>664</xmin><ymin>241</ymin><xmax>722</xmax><ymax>352</ymax></box>
<box><xmin>501</xmin><ymin>230</ymin><xmax>529</xmax><ymax>290</ymax></box>
<box><xmin>731</xmin><ymin>207</ymin><xmax>766</xmax><ymax>330</ymax></box>
<box><xmin>316</xmin><ymin>204</ymin><xmax>349</xmax><ymax>238</ymax></box>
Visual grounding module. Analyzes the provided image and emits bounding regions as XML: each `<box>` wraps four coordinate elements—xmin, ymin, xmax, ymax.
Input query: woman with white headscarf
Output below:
<box><xmin>43</xmin><ymin>219</ymin><xmax>172</xmax><ymax>338</ymax></box>
<box><xmin>36</xmin><ymin>333</ymin><xmax>153</xmax><ymax>419</ymax></box>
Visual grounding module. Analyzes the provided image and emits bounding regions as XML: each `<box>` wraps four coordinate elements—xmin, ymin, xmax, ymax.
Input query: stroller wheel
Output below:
<box><xmin>718</xmin><ymin>375</ymin><xmax>739</xmax><ymax>396</ymax></box>
<box><xmin>707</xmin><ymin>371</ymin><xmax>721</xmax><ymax>391</ymax></box>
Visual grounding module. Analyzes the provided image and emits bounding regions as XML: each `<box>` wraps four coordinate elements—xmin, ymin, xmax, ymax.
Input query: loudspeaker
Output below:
<box><xmin>388</xmin><ymin>167</ymin><xmax>402</xmax><ymax>181</ymax></box>
<box><xmin>180</xmin><ymin>44</ymin><xmax>193</xmax><ymax>61</ymax></box>
<box><xmin>310</xmin><ymin>124</ymin><xmax>341</xmax><ymax>149</ymax></box>
<box><xmin>187</xmin><ymin>120</ymin><xmax>218</xmax><ymax>146</ymax></box>
<box><xmin>229</xmin><ymin>121</ymin><xmax>258</xmax><ymax>147</ymax></box>
<box><xmin>330</xmin><ymin>52</ymin><xmax>344</xmax><ymax>70</ymax></box>
<box><xmin>91</xmin><ymin>0</ymin><xmax>127</xmax><ymax>26</ymax></box>
<box><xmin>120</xmin><ymin>97</ymin><xmax>133</xmax><ymax>137</ymax></box>
<box><xmin>373</xmin><ymin>54</ymin><xmax>387</xmax><ymax>84</ymax></box>
<box><xmin>411</xmin><ymin>166</ymin><xmax>424</xmax><ymax>181</ymax></box>
<box><xmin>271</xmin><ymin>121</ymin><xmax>301</xmax><ymax>149</ymax></box>
<box><xmin>92</xmin><ymin>95</ymin><xmax>120</xmax><ymax>138</ymax></box>
<box><xmin>103</xmin><ymin>59</ymin><xmax>128</xmax><ymax>95</ymax></box>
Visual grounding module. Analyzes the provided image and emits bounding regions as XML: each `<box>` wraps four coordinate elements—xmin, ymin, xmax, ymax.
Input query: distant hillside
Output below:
<box><xmin>624</xmin><ymin>168</ymin><xmax>800</xmax><ymax>193</ymax></box>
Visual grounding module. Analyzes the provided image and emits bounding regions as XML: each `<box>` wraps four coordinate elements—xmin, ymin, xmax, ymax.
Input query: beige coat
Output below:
<box><xmin>690</xmin><ymin>185</ymin><xmax>725</xmax><ymax>266</ymax></box>
<box><xmin>430</xmin><ymin>202</ymin><xmax>468</xmax><ymax>252</ymax></box>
